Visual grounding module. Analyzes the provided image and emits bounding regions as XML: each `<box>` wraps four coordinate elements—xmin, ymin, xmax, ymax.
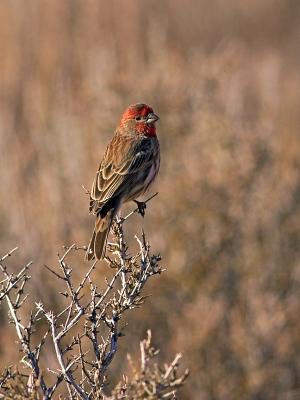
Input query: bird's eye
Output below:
<box><xmin>135</xmin><ymin>116</ymin><xmax>142</xmax><ymax>121</ymax></box>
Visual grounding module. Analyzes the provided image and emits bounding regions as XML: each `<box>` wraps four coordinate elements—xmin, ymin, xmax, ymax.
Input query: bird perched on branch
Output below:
<box><xmin>85</xmin><ymin>103</ymin><xmax>160</xmax><ymax>261</ymax></box>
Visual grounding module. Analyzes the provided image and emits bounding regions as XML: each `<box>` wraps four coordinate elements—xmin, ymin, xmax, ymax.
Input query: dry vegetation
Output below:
<box><xmin>0</xmin><ymin>1</ymin><xmax>300</xmax><ymax>399</ymax></box>
<box><xmin>0</xmin><ymin>208</ymin><xmax>188</xmax><ymax>399</ymax></box>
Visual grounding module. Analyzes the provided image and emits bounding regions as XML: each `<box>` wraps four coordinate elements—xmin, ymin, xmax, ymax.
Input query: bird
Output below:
<box><xmin>85</xmin><ymin>103</ymin><xmax>160</xmax><ymax>261</ymax></box>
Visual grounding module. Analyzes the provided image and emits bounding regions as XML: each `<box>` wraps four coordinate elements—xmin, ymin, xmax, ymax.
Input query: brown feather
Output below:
<box><xmin>85</xmin><ymin>210</ymin><xmax>114</xmax><ymax>261</ymax></box>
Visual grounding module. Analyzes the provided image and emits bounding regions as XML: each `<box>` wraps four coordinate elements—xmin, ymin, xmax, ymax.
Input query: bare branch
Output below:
<box><xmin>0</xmin><ymin>196</ymin><xmax>188</xmax><ymax>399</ymax></box>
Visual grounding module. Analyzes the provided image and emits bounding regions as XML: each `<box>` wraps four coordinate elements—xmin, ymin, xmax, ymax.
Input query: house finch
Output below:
<box><xmin>85</xmin><ymin>103</ymin><xmax>160</xmax><ymax>261</ymax></box>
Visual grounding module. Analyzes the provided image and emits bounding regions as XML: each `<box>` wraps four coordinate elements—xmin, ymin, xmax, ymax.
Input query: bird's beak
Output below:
<box><xmin>146</xmin><ymin>112</ymin><xmax>159</xmax><ymax>124</ymax></box>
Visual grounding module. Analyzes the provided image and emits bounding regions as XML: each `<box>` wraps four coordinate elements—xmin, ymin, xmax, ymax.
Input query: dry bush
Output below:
<box><xmin>0</xmin><ymin>201</ymin><xmax>188</xmax><ymax>399</ymax></box>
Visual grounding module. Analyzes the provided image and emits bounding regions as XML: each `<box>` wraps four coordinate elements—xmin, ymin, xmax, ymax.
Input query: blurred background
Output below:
<box><xmin>1</xmin><ymin>0</ymin><xmax>300</xmax><ymax>398</ymax></box>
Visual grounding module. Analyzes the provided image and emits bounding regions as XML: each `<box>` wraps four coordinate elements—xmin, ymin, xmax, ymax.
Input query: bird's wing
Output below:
<box><xmin>89</xmin><ymin>134</ymin><xmax>157</xmax><ymax>214</ymax></box>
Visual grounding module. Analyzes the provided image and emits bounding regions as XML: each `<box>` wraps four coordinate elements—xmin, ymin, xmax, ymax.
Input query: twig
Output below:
<box><xmin>123</xmin><ymin>192</ymin><xmax>158</xmax><ymax>221</ymax></box>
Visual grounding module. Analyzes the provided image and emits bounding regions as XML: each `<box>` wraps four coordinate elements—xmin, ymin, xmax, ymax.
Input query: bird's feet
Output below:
<box><xmin>133</xmin><ymin>200</ymin><xmax>147</xmax><ymax>217</ymax></box>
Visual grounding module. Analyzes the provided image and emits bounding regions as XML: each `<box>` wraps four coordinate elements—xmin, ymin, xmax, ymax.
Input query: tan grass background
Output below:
<box><xmin>1</xmin><ymin>1</ymin><xmax>300</xmax><ymax>398</ymax></box>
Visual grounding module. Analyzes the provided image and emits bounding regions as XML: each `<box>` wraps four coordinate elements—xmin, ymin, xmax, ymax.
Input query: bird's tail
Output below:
<box><xmin>85</xmin><ymin>210</ymin><xmax>114</xmax><ymax>261</ymax></box>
